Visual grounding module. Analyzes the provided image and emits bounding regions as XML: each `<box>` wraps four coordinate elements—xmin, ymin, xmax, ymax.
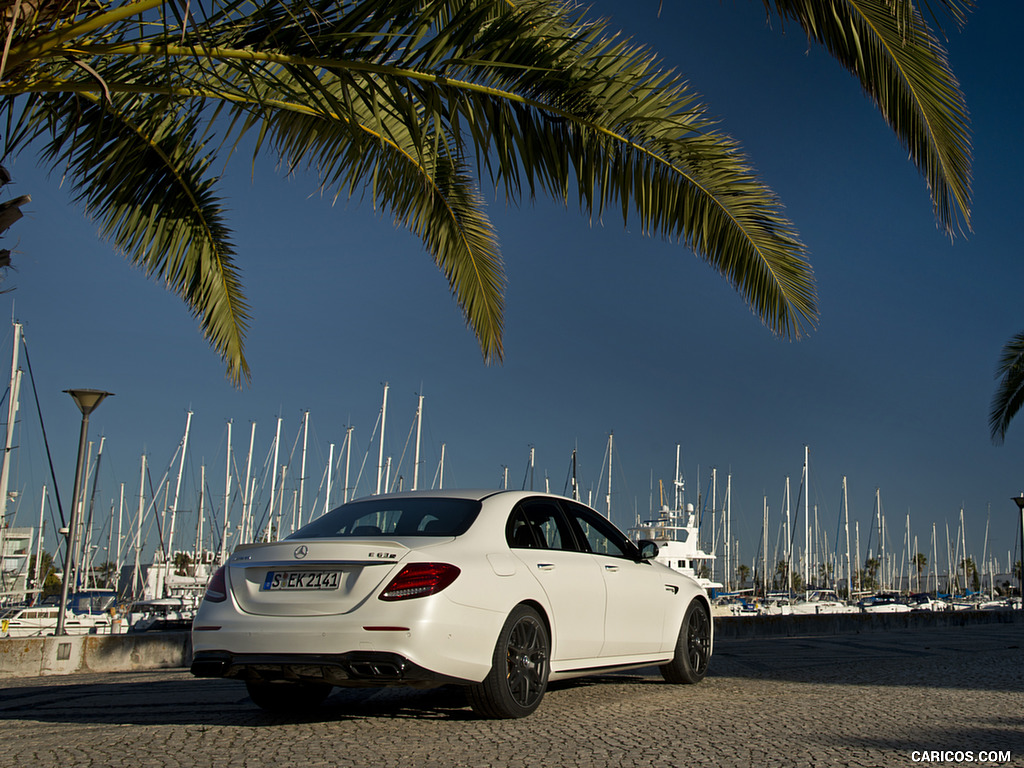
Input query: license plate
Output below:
<box><xmin>261</xmin><ymin>571</ymin><xmax>341</xmax><ymax>591</ymax></box>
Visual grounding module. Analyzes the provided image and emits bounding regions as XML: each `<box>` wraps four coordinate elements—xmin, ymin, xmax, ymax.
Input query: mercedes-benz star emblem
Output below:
<box><xmin>293</xmin><ymin>545</ymin><xmax>308</xmax><ymax>559</ymax></box>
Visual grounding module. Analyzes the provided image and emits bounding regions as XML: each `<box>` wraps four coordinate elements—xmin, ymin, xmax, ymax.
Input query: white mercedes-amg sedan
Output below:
<box><xmin>190</xmin><ymin>490</ymin><xmax>712</xmax><ymax>718</ymax></box>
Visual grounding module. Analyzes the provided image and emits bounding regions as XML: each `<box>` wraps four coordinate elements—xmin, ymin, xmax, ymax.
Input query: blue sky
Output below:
<box><xmin>1</xmin><ymin>1</ymin><xmax>1022</xmax><ymax>579</ymax></box>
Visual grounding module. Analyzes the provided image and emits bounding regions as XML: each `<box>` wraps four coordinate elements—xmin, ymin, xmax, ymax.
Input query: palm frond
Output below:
<box><xmin>191</xmin><ymin>0</ymin><xmax>816</xmax><ymax>338</ymax></box>
<box><xmin>7</xmin><ymin>88</ymin><xmax>252</xmax><ymax>384</ymax></box>
<box><xmin>990</xmin><ymin>332</ymin><xmax>1024</xmax><ymax>445</ymax></box>
<box><xmin>251</xmin><ymin>91</ymin><xmax>507</xmax><ymax>362</ymax></box>
<box><xmin>764</xmin><ymin>0</ymin><xmax>972</xmax><ymax>235</ymax></box>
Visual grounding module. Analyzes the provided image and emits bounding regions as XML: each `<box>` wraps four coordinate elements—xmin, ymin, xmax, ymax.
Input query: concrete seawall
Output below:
<box><xmin>1</xmin><ymin>610</ymin><xmax>1021</xmax><ymax>678</ymax></box>
<box><xmin>0</xmin><ymin>631</ymin><xmax>192</xmax><ymax>678</ymax></box>
<box><xmin>714</xmin><ymin>606</ymin><xmax>1024</xmax><ymax>638</ymax></box>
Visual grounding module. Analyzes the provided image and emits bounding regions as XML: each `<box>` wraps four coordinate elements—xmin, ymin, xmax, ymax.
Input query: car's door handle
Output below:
<box><xmin>536</xmin><ymin>563</ymin><xmax>555</xmax><ymax>571</ymax></box>
<box><xmin>604</xmin><ymin>565</ymin><xmax>619</xmax><ymax>572</ymax></box>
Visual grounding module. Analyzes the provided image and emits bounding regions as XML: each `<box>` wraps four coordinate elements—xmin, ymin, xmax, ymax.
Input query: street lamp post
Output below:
<box><xmin>55</xmin><ymin>389</ymin><xmax>112</xmax><ymax>636</ymax></box>
<box><xmin>1012</xmin><ymin>495</ymin><xmax>1024</xmax><ymax>609</ymax></box>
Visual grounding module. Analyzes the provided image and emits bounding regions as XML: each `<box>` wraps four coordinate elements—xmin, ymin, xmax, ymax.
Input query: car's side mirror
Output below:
<box><xmin>638</xmin><ymin>539</ymin><xmax>659</xmax><ymax>561</ymax></box>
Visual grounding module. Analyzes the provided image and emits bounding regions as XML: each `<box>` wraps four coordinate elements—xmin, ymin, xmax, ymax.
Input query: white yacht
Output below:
<box><xmin>631</xmin><ymin>502</ymin><xmax>723</xmax><ymax>592</ymax></box>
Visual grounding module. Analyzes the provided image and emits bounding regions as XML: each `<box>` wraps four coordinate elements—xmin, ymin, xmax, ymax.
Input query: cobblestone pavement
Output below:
<box><xmin>1</xmin><ymin>622</ymin><xmax>1023</xmax><ymax>768</ymax></box>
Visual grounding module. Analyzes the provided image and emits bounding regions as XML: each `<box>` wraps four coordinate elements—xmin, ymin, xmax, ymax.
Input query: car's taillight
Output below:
<box><xmin>378</xmin><ymin>563</ymin><xmax>460</xmax><ymax>601</ymax></box>
<box><xmin>204</xmin><ymin>565</ymin><xmax>228</xmax><ymax>603</ymax></box>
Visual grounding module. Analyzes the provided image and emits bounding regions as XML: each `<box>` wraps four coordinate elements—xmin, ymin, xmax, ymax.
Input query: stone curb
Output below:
<box><xmin>0</xmin><ymin>631</ymin><xmax>193</xmax><ymax>678</ymax></box>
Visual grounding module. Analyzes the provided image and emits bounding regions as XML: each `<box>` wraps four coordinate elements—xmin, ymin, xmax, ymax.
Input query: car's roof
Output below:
<box><xmin>347</xmin><ymin>488</ymin><xmax>590</xmax><ymax>506</ymax></box>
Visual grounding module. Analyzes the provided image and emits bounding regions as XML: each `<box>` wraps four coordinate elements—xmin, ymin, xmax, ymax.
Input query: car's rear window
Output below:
<box><xmin>289</xmin><ymin>498</ymin><xmax>481</xmax><ymax>539</ymax></box>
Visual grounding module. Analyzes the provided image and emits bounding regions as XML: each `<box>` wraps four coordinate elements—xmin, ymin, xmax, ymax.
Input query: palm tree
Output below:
<box><xmin>913</xmin><ymin>552</ymin><xmax>927</xmax><ymax>591</ymax></box>
<box><xmin>736</xmin><ymin>562</ymin><xmax>751</xmax><ymax>589</ymax></box>
<box><xmin>862</xmin><ymin>556</ymin><xmax>881</xmax><ymax>591</ymax></box>
<box><xmin>0</xmin><ymin>0</ymin><xmax>972</xmax><ymax>384</ymax></box>
<box><xmin>989</xmin><ymin>333</ymin><xmax>1024</xmax><ymax>442</ymax></box>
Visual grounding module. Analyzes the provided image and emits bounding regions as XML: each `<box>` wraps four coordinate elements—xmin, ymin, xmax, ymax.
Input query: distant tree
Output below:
<box><xmin>28</xmin><ymin>550</ymin><xmax>59</xmax><ymax>599</ymax></box>
<box><xmin>736</xmin><ymin>563</ymin><xmax>751</xmax><ymax>589</ymax></box>
<box><xmin>93</xmin><ymin>560</ymin><xmax>118</xmax><ymax>588</ymax></box>
<box><xmin>861</xmin><ymin>558</ymin><xmax>881</xmax><ymax>592</ymax></box>
<box><xmin>772</xmin><ymin>559</ymin><xmax>790</xmax><ymax>591</ymax></box>
<box><xmin>173</xmin><ymin>552</ymin><xmax>193</xmax><ymax>577</ymax></box>
<box><xmin>960</xmin><ymin>557</ymin><xmax>980</xmax><ymax>593</ymax></box>
<box><xmin>28</xmin><ymin>550</ymin><xmax>53</xmax><ymax>584</ymax></box>
<box><xmin>913</xmin><ymin>553</ymin><xmax>927</xmax><ymax>578</ymax></box>
<box><xmin>816</xmin><ymin>562</ymin><xmax>833</xmax><ymax>588</ymax></box>
<box><xmin>42</xmin><ymin>571</ymin><xmax>61</xmax><ymax>599</ymax></box>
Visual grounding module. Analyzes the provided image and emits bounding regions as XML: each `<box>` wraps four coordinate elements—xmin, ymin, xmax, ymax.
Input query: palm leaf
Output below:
<box><xmin>764</xmin><ymin>0</ymin><xmax>972</xmax><ymax>235</ymax></box>
<box><xmin>6</xmin><ymin>87</ymin><xmax>252</xmax><ymax>384</ymax></box>
<box><xmin>990</xmin><ymin>332</ymin><xmax>1024</xmax><ymax>445</ymax></box>
<box><xmin>191</xmin><ymin>0</ymin><xmax>818</xmax><ymax>337</ymax></box>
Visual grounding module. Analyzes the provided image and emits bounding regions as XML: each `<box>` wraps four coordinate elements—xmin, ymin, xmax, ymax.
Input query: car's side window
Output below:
<box><xmin>562</xmin><ymin>501</ymin><xmax>635</xmax><ymax>559</ymax></box>
<box><xmin>507</xmin><ymin>500</ymin><xmax>579</xmax><ymax>551</ymax></box>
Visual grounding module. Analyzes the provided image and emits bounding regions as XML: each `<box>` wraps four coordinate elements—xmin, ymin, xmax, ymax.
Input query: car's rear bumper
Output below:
<box><xmin>190</xmin><ymin>649</ymin><xmax>472</xmax><ymax>688</ymax></box>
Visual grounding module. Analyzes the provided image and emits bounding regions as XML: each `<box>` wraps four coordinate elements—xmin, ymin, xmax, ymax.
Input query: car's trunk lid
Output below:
<box><xmin>227</xmin><ymin>539</ymin><xmax>410</xmax><ymax>616</ymax></box>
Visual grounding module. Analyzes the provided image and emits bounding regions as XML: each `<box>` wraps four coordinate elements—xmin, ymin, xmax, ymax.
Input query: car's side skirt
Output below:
<box><xmin>548</xmin><ymin>655</ymin><xmax>674</xmax><ymax>681</ymax></box>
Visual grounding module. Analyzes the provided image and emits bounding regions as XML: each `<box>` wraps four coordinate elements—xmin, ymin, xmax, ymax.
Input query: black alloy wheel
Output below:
<box><xmin>660</xmin><ymin>600</ymin><xmax>711</xmax><ymax>684</ymax></box>
<box><xmin>468</xmin><ymin>604</ymin><xmax>550</xmax><ymax>718</ymax></box>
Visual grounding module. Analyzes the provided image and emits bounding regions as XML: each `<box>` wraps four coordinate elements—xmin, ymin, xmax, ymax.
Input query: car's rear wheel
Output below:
<box><xmin>244</xmin><ymin>679</ymin><xmax>333</xmax><ymax>712</ymax></box>
<box><xmin>467</xmin><ymin>604</ymin><xmax>549</xmax><ymax>718</ymax></box>
<box><xmin>660</xmin><ymin>599</ymin><xmax>711</xmax><ymax>684</ymax></box>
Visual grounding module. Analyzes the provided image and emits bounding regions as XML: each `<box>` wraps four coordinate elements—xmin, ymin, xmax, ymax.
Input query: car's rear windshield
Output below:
<box><xmin>289</xmin><ymin>497</ymin><xmax>481</xmax><ymax>539</ymax></box>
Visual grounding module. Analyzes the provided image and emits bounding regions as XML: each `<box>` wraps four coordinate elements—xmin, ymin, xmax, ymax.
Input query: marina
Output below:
<box><xmin>0</xmin><ymin>322</ymin><xmax>1020</xmax><ymax>636</ymax></box>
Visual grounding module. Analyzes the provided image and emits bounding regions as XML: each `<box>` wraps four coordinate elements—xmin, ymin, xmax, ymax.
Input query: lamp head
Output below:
<box><xmin>64</xmin><ymin>389</ymin><xmax>113</xmax><ymax>416</ymax></box>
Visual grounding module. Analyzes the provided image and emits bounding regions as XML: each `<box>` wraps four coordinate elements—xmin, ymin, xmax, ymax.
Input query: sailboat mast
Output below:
<box><xmin>267</xmin><ymin>417</ymin><xmax>282</xmax><ymax>542</ymax></box>
<box><xmin>785</xmin><ymin>477</ymin><xmax>792</xmax><ymax>594</ymax></box>
<box><xmin>132</xmin><ymin>454</ymin><xmax>146</xmax><ymax>599</ymax></box>
<box><xmin>803</xmin><ymin>446</ymin><xmax>810</xmax><ymax>588</ymax></box>
<box><xmin>843</xmin><ymin>477</ymin><xmax>852</xmax><ymax>599</ymax></box>
<box><xmin>220</xmin><ymin>419</ymin><xmax>233</xmax><ymax>562</ymax></box>
<box><xmin>115</xmin><ymin>483</ymin><xmax>124</xmax><ymax>579</ymax></box>
<box><xmin>344</xmin><ymin>426</ymin><xmax>353</xmax><ymax>503</ymax></box>
<box><xmin>573</xmin><ymin>448</ymin><xmax>581</xmax><ymax>501</ymax></box>
<box><xmin>32</xmin><ymin>485</ymin><xmax>46</xmax><ymax>593</ymax></box>
<box><xmin>959</xmin><ymin>507</ymin><xmax>968</xmax><ymax>594</ymax></box>
<box><xmin>197</xmin><ymin>464</ymin><xmax>206</xmax><ymax>567</ymax></box>
<box><xmin>413</xmin><ymin>394</ymin><xmax>423</xmax><ymax>491</ymax></box>
<box><xmin>725</xmin><ymin>473</ymin><xmax>732</xmax><ymax>590</ymax></box>
<box><xmin>673</xmin><ymin>444</ymin><xmax>682</xmax><ymax>511</ymax></box>
<box><xmin>324</xmin><ymin>442</ymin><xmax>335</xmax><ymax>517</ymax></box>
<box><xmin>762</xmin><ymin>496</ymin><xmax>769</xmax><ymax>597</ymax></box>
<box><xmin>855</xmin><ymin>521</ymin><xmax>861</xmax><ymax>593</ymax></box>
<box><xmin>241</xmin><ymin>422</ymin><xmax>256</xmax><ymax>545</ymax></box>
<box><xmin>605</xmin><ymin>432</ymin><xmax>613</xmax><ymax>519</ymax></box>
<box><xmin>166</xmin><ymin>411</ymin><xmax>193</xmax><ymax>561</ymax></box>
<box><xmin>875</xmin><ymin>488</ymin><xmax>883</xmax><ymax>590</ymax></box>
<box><xmin>82</xmin><ymin>437</ymin><xmax>106</xmax><ymax>589</ymax></box>
<box><xmin>376</xmin><ymin>383</ymin><xmax>389</xmax><ymax>495</ymax></box>
<box><xmin>527</xmin><ymin>445</ymin><xmax>535</xmax><ymax>491</ymax></box>
<box><xmin>298</xmin><ymin>411</ymin><xmax>309</xmax><ymax>525</ymax></box>
<box><xmin>0</xmin><ymin>321</ymin><xmax>22</xmax><ymax>529</ymax></box>
<box><xmin>710</xmin><ymin>467</ymin><xmax>717</xmax><ymax>583</ymax></box>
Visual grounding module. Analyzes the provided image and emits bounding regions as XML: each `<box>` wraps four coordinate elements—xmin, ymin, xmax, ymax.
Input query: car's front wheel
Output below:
<box><xmin>244</xmin><ymin>679</ymin><xmax>333</xmax><ymax>712</ymax></box>
<box><xmin>467</xmin><ymin>604</ymin><xmax>550</xmax><ymax>718</ymax></box>
<box><xmin>660</xmin><ymin>599</ymin><xmax>711</xmax><ymax>684</ymax></box>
